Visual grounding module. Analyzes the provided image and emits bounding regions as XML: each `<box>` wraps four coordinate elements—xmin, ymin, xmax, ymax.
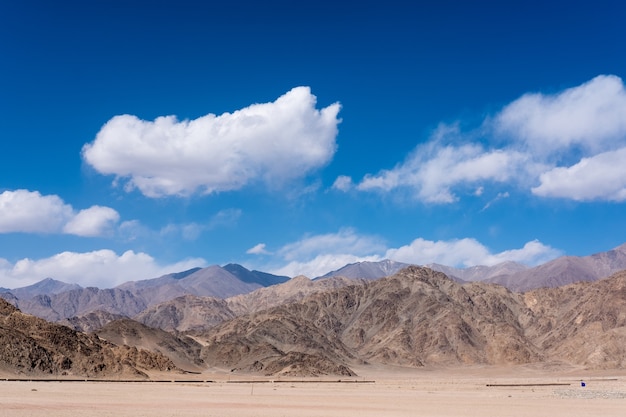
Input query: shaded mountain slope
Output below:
<box><xmin>222</xmin><ymin>263</ymin><xmax>289</xmax><ymax>286</ymax></box>
<box><xmin>94</xmin><ymin>318</ymin><xmax>205</xmax><ymax>371</ymax></box>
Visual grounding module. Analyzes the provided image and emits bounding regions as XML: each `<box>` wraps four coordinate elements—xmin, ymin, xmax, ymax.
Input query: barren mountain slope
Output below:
<box><xmin>524</xmin><ymin>269</ymin><xmax>626</xmax><ymax>368</ymax></box>
<box><xmin>196</xmin><ymin>267</ymin><xmax>541</xmax><ymax>376</ymax></box>
<box><xmin>0</xmin><ymin>298</ymin><xmax>178</xmax><ymax>378</ymax></box>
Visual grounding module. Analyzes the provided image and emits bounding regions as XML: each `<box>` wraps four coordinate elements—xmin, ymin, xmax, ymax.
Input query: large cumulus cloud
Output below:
<box><xmin>83</xmin><ymin>87</ymin><xmax>341</xmax><ymax>197</ymax></box>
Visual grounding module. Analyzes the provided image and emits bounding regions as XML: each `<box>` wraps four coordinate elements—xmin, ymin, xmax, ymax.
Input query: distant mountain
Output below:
<box><xmin>426</xmin><ymin>261</ymin><xmax>528</xmax><ymax>282</ymax></box>
<box><xmin>319</xmin><ymin>259</ymin><xmax>411</xmax><ymax>280</ymax></box>
<box><xmin>14</xmin><ymin>287</ymin><xmax>147</xmax><ymax>322</ymax></box>
<box><xmin>222</xmin><ymin>263</ymin><xmax>289</xmax><ymax>286</ymax></box>
<box><xmin>9</xmin><ymin>278</ymin><xmax>82</xmax><ymax>300</ymax></box>
<box><xmin>485</xmin><ymin>242</ymin><xmax>626</xmax><ymax>291</ymax></box>
<box><xmin>117</xmin><ymin>265</ymin><xmax>263</xmax><ymax>306</ymax></box>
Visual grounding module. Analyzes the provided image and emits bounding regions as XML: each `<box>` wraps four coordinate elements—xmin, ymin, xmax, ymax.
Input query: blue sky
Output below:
<box><xmin>2</xmin><ymin>0</ymin><xmax>626</xmax><ymax>288</ymax></box>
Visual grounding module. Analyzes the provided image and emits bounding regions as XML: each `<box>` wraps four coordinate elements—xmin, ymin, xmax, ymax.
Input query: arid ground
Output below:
<box><xmin>2</xmin><ymin>365</ymin><xmax>626</xmax><ymax>417</ymax></box>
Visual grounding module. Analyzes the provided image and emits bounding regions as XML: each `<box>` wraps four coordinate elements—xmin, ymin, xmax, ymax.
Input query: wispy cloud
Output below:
<box><xmin>83</xmin><ymin>87</ymin><xmax>341</xmax><ymax>198</ymax></box>
<box><xmin>246</xmin><ymin>243</ymin><xmax>271</xmax><ymax>255</ymax></box>
<box><xmin>160</xmin><ymin>209</ymin><xmax>242</xmax><ymax>240</ymax></box>
<box><xmin>0</xmin><ymin>189</ymin><xmax>120</xmax><ymax>237</ymax></box>
<box><xmin>339</xmin><ymin>75</ymin><xmax>626</xmax><ymax>203</ymax></box>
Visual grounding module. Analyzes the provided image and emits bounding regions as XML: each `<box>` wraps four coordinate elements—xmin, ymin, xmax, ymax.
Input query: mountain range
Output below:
<box><xmin>2</xmin><ymin>243</ymin><xmax>626</xmax><ymax>377</ymax></box>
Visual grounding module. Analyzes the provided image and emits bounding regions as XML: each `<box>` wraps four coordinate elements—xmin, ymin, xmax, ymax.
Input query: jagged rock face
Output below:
<box><xmin>0</xmin><ymin>299</ymin><xmax>177</xmax><ymax>378</ymax></box>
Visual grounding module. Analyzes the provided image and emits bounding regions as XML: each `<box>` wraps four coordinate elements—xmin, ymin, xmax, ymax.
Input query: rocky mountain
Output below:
<box><xmin>0</xmin><ymin>298</ymin><xmax>178</xmax><ymax>378</ymax></box>
<box><xmin>485</xmin><ymin>242</ymin><xmax>626</xmax><ymax>291</ymax></box>
<box><xmin>319</xmin><ymin>259</ymin><xmax>411</xmax><ymax>280</ymax></box>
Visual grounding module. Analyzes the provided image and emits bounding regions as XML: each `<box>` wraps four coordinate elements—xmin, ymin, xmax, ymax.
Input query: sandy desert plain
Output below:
<box><xmin>2</xmin><ymin>364</ymin><xmax>626</xmax><ymax>417</ymax></box>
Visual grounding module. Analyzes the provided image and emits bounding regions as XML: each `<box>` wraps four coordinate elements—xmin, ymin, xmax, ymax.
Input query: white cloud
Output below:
<box><xmin>532</xmin><ymin>147</ymin><xmax>626</xmax><ymax>201</ymax></box>
<box><xmin>0</xmin><ymin>250</ymin><xmax>206</xmax><ymax>289</ymax></box>
<box><xmin>487</xmin><ymin>240</ymin><xmax>563</xmax><ymax>266</ymax></box>
<box><xmin>356</xmin><ymin>138</ymin><xmax>529</xmax><ymax>203</ymax></box>
<box><xmin>0</xmin><ymin>189</ymin><xmax>73</xmax><ymax>233</ymax></box>
<box><xmin>63</xmin><ymin>206</ymin><xmax>120</xmax><ymax>237</ymax></box>
<box><xmin>262</xmin><ymin>229</ymin><xmax>560</xmax><ymax>278</ymax></box>
<box><xmin>385</xmin><ymin>237</ymin><xmax>561</xmax><ymax>267</ymax></box>
<box><xmin>246</xmin><ymin>243</ymin><xmax>271</xmax><ymax>255</ymax></box>
<box><xmin>0</xmin><ymin>190</ymin><xmax>120</xmax><ymax>237</ymax></box>
<box><xmin>350</xmin><ymin>75</ymin><xmax>626</xmax><ymax>204</ymax></box>
<box><xmin>83</xmin><ymin>87</ymin><xmax>341</xmax><ymax>198</ymax></box>
<box><xmin>495</xmin><ymin>75</ymin><xmax>626</xmax><ymax>156</ymax></box>
<box><xmin>332</xmin><ymin>175</ymin><xmax>353</xmax><ymax>191</ymax></box>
